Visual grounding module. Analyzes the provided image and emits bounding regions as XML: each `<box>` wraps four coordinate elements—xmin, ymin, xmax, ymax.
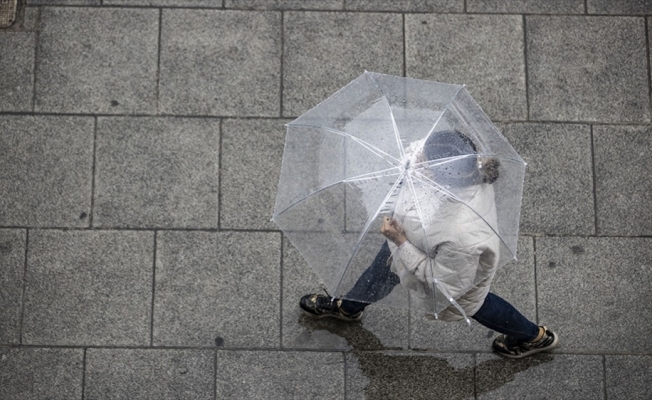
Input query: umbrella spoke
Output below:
<box><xmin>288</xmin><ymin>123</ymin><xmax>401</xmax><ymax>166</ymax></box>
<box><xmin>332</xmin><ymin>170</ymin><xmax>407</xmax><ymax>298</ymax></box>
<box><xmin>404</xmin><ymin>173</ymin><xmax>470</xmax><ymax>323</ymax></box>
<box><xmin>367</xmin><ymin>73</ymin><xmax>405</xmax><ymax>161</ymax></box>
<box><xmin>272</xmin><ymin>166</ymin><xmax>403</xmax><ymax>219</ymax></box>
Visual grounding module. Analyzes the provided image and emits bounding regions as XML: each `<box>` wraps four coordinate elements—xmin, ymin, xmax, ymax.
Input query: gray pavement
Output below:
<box><xmin>1</xmin><ymin>1</ymin><xmax>652</xmax><ymax>399</ymax></box>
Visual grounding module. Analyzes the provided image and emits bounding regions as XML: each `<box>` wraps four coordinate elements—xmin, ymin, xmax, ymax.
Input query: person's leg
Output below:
<box><xmin>299</xmin><ymin>241</ymin><xmax>400</xmax><ymax>320</ymax></box>
<box><xmin>471</xmin><ymin>292</ymin><xmax>539</xmax><ymax>342</ymax></box>
<box><xmin>339</xmin><ymin>241</ymin><xmax>400</xmax><ymax>315</ymax></box>
<box><xmin>472</xmin><ymin>292</ymin><xmax>559</xmax><ymax>358</ymax></box>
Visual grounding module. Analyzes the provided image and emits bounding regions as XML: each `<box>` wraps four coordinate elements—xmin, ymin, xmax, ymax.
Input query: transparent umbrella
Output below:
<box><xmin>272</xmin><ymin>72</ymin><xmax>526</xmax><ymax>322</ymax></box>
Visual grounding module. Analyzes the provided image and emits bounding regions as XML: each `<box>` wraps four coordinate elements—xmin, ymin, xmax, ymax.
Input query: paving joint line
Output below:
<box><xmin>3</xmin><ymin>112</ymin><xmax>652</xmax><ymax>127</ymax></box>
<box><xmin>533</xmin><ymin>237</ymin><xmax>539</xmax><ymax>325</ymax></box>
<box><xmin>23</xmin><ymin>4</ymin><xmax>652</xmax><ymax>18</ymax></box>
<box><xmin>523</xmin><ymin>15</ymin><xmax>530</xmax><ymax>120</ymax></box>
<box><xmin>81</xmin><ymin>348</ymin><xmax>87</xmax><ymax>400</ymax></box>
<box><xmin>149</xmin><ymin>231</ymin><xmax>157</xmax><ymax>347</ymax></box>
<box><xmin>645</xmin><ymin>17</ymin><xmax>652</xmax><ymax>123</ymax></box>
<box><xmin>30</xmin><ymin>6</ymin><xmax>40</xmax><ymax>112</ymax></box>
<box><xmin>590</xmin><ymin>125</ymin><xmax>599</xmax><ymax>235</ymax></box>
<box><xmin>402</xmin><ymin>13</ymin><xmax>406</xmax><ymax>77</ymax></box>
<box><xmin>18</xmin><ymin>228</ymin><xmax>29</xmax><ymax>345</ymax></box>
<box><xmin>217</xmin><ymin>119</ymin><xmax>224</xmax><ymax>230</ymax></box>
<box><xmin>155</xmin><ymin>8</ymin><xmax>162</xmax><ymax>114</ymax></box>
<box><xmin>89</xmin><ymin>117</ymin><xmax>98</xmax><ymax>227</ymax></box>
<box><xmin>279</xmin><ymin>11</ymin><xmax>285</xmax><ymax>117</ymax></box>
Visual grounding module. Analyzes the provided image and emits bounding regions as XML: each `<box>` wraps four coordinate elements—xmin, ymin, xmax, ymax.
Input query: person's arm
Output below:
<box><xmin>381</xmin><ymin>217</ymin><xmax>478</xmax><ymax>299</ymax></box>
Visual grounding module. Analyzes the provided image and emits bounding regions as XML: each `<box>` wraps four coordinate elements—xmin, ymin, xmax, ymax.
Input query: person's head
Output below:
<box><xmin>422</xmin><ymin>130</ymin><xmax>499</xmax><ymax>185</ymax></box>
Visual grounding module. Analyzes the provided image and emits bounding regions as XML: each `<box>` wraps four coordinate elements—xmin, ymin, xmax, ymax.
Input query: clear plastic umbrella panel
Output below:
<box><xmin>272</xmin><ymin>72</ymin><xmax>526</xmax><ymax>322</ymax></box>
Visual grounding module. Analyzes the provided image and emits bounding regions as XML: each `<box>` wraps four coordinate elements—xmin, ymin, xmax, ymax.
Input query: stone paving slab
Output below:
<box><xmin>215</xmin><ymin>350</ymin><xmax>344</xmax><ymax>399</ymax></box>
<box><xmin>94</xmin><ymin>117</ymin><xmax>220</xmax><ymax>229</ymax></box>
<box><xmin>347</xmin><ymin>352</ymin><xmax>475</xmax><ymax>399</ymax></box>
<box><xmin>35</xmin><ymin>7</ymin><xmax>158</xmax><ymax>114</ymax></box>
<box><xmin>0</xmin><ymin>347</ymin><xmax>83</xmax><ymax>400</ymax></box>
<box><xmin>476</xmin><ymin>353</ymin><xmax>603</xmax><ymax>399</ymax></box>
<box><xmin>282</xmin><ymin>238</ymin><xmax>409</xmax><ymax>351</ymax></box>
<box><xmin>159</xmin><ymin>9</ymin><xmax>281</xmax><ymax>117</ymax></box>
<box><xmin>345</xmin><ymin>0</ymin><xmax>463</xmax><ymax>12</ymax></box>
<box><xmin>588</xmin><ymin>0</ymin><xmax>652</xmax><ymax>14</ymax></box>
<box><xmin>85</xmin><ymin>349</ymin><xmax>215</xmax><ymax>400</ymax></box>
<box><xmin>536</xmin><ymin>236</ymin><xmax>652</xmax><ymax>353</ymax></box>
<box><xmin>0</xmin><ymin>116</ymin><xmax>94</xmax><ymax>227</ymax></box>
<box><xmin>283</xmin><ymin>11</ymin><xmax>403</xmax><ymax>117</ymax></box>
<box><xmin>154</xmin><ymin>231</ymin><xmax>281</xmax><ymax>348</ymax></box>
<box><xmin>527</xmin><ymin>15</ymin><xmax>649</xmax><ymax>123</ymax></box>
<box><xmin>0</xmin><ymin>229</ymin><xmax>25</xmax><ymax>344</ymax></box>
<box><xmin>226</xmin><ymin>0</ymin><xmax>343</xmax><ymax>9</ymax></box>
<box><xmin>467</xmin><ymin>0</ymin><xmax>584</xmax><ymax>13</ymax></box>
<box><xmin>406</xmin><ymin>14</ymin><xmax>526</xmax><ymax>121</ymax></box>
<box><xmin>22</xmin><ymin>230</ymin><xmax>154</xmax><ymax>346</ymax></box>
<box><xmin>411</xmin><ymin>237</ymin><xmax>535</xmax><ymax>351</ymax></box>
<box><xmin>606</xmin><ymin>355</ymin><xmax>652</xmax><ymax>400</ymax></box>
<box><xmin>220</xmin><ymin>119</ymin><xmax>286</xmax><ymax>230</ymax></box>
<box><xmin>501</xmin><ymin>123</ymin><xmax>594</xmax><ymax>235</ymax></box>
<box><xmin>594</xmin><ymin>125</ymin><xmax>652</xmax><ymax>235</ymax></box>
<box><xmin>0</xmin><ymin>33</ymin><xmax>35</xmax><ymax>112</ymax></box>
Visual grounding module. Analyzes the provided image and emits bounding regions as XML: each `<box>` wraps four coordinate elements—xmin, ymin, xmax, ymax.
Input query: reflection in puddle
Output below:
<box><xmin>299</xmin><ymin>316</ymin><xmax>553</xmax><ymax>399</ymax></box>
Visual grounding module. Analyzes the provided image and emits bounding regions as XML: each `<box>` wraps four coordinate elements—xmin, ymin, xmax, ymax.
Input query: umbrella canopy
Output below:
<box><xmin>272</xmin><ymin>72</ymin><xmax>526</xmax><ymax>320</ymax></box>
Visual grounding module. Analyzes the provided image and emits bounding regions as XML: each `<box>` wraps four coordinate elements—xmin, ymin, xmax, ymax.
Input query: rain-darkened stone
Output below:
<box><xmin>594</xmin><ymin>125</ymin><xmax>652</xmax><ymax>235</ymax></box>
<box><xmin>215</xmin><ymin>351</ymin><xmax>344</xmax><ymax>399</ymax></box>
<box><xmin>346</xmin><ymin>0</ymin><xmax>463</xmax><ymax>12</ymax></box>
<box><xmin>527</xmin><ymin>16</ymin><xmax>649</xmax><ymax>123</ymax></box>
<box><xmin>281</xmin><ymin>238</ymin><xmax>409</xmax><ymax>351</ymax></box>
<box><xmin>85</xmin><ymin>349</ymin><xmax>215</xmax><ymax>400</ymax></box>
<box><xmin>22</xmin><ymin>230</ymin><xmax>154</xmax><ymax>346</ymax></box>
<box><xmin>406</xmin><ymin>14</ymin><xmax>526</xmax><ymax>121</ymax></box>
<box><xmin>283</xmin><ymin>11</ymin><xmax>403</xmax><ymax>117</ymax></box>
<box><xmin>347</xmin><ymin>352</ymin><xmax>475</xmax><ymax>400</ymax></box>
<box><xmin>0</xmin><ymin>229</ymin><xmax>25</xmax><ymax>344</ymax></box>
<box><xmin>476</xmin><ymin>354</ymin><xmax>603</xmax><ymax>399</ymax></box>
<box><xmin>0</xmin><ymin>347</ymin><xmax>83</xmax><ymax>400</ymax></box>
<box><xmin>221</xmin><ymin>119</ymin><xmax>285</xmax><ymax>230</ymax></box>
<box><xmin>0</xmin><ymin>33</ymin><xmax>35</xmax><ymax>112</ymax></box>
<box><xmin>35</xmin><ymin>7</ymin><xmax>158</xmax><ymax>114</ymax></box>
<box><xmin>94</xmin><ymin>117</ymin><xmax>220</xmax><ymax>229</ymax></box>
<box><xmin>225</xmin><ymin>0</ymin><xmax>342</xmax><ymax>9</ymax></box>
<box><xmin>154</xmin><ymin>231</ymin><xmax>281</xmax><ymax>347</ymax></box>
<box><xmin>537</xmin><ymin>237</ymin><xmax>652</xmax><ymax>352</ymax></box>
<box><xmin>0</xmin><ymin>116</ymin><xmax>93</xmax><ymax>227</ymax></box>
<box><xmin>411</xmin><ymin>237</ymin><xmax>535</xmax><ymax>351</ymax></box>
<box><xmin>501</xmin><ymin>123</ymin><xmax>594</xmax><ymax>235</ymax></box>
<box><xmin>159</xmin><ymin>9</ymin><xmax>281</xmax><ymax>116</ymax></box>
<box><xmin>606</xmin><ymin>355</ymin><xmax>652</xmax><ymax>399</ymax></box>
<box><xmin>467</xmin><ymin>0</ymin><xmax>584</xmax><ymax>13</ymax></box>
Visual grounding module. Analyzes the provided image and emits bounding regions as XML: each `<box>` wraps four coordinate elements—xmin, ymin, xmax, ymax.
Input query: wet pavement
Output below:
<box><xmin>1</xmin><ymin>1</ymin><xmax>652</xmax><ymax>399</ymax></box>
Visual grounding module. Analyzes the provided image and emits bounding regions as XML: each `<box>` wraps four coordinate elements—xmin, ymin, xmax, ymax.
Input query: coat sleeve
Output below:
<box><xmin>393</xmin><ymin>241</ymin><xmax>479</xmax><ymax>301</ymax></box>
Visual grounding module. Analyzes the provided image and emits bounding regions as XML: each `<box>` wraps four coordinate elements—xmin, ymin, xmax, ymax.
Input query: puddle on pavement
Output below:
<box><xmin>299</xmin><ymin>316</ymin><xmax>554</xmax><ymax>399</ymax></box>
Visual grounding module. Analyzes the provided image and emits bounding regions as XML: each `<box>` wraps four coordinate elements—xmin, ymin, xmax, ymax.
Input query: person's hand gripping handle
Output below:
<box><xmin>381</xmin><ymin>216</ymin><xmax>407</xmax><ymax>246</ymax></box>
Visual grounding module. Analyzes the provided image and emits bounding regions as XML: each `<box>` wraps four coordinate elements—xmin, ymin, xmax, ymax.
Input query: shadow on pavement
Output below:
<box><xmin>299</xmin><ymin>316</ymin><xmax>554</xmax><ymax>399</ymax></box>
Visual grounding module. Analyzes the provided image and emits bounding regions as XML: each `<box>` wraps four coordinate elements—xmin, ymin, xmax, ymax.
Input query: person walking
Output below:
<box><xmin>300</xmin><ymin>130</ymin><xmax>559</xmax><ymax>359</ymax></box>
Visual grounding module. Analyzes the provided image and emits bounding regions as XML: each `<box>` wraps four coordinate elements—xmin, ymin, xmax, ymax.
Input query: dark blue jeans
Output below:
<box><xmin>339</xmin><ymin>243</ymin><xmax>539</xmax><ymax>342</ymax></box>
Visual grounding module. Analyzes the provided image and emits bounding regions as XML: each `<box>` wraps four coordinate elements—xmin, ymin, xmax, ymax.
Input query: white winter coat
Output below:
<box><xmin>387</xmin><ymin>145</ymin><xmax>501</xmax><ymax>322</ymax></box>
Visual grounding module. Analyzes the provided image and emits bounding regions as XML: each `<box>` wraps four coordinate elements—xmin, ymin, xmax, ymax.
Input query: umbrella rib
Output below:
<box><xmin>411</xmin><ymin>171</ymin><xmax>517</xmax><ymax>261</ymax></box>
<box><xmin>332</xmin><ymin>170</ymin><xmax>408</xmax><ymax>298</ymax></box>
<box><xmin>367</xmin><ymin>73</ymin><xmax>405</xmax><ymax>161</ymax></box>
<box><xmin>422</xmin><ymin>85</ymin><xmax>466</xmax><ymax>148</ymax></box>
<box><xmin>404</xmin><ymin>173</ymin><xmax>471</xmax><ymax>324</ymax></box>
<box><xmin>288</xmin><ymin>123</ymin><xmax>401</xmax><ymax>166</ymax></box>
<box><xmin>272</xmin><ymin>166</ymin><xmax>403</xmax><ymax>220</ymax></box>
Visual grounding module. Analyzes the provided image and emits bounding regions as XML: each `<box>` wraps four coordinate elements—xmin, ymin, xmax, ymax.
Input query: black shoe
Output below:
<box><xmin>492</xmin><ymin>326</ymin><xmax>559</xmax><ymax>359</ymax></box>
<box><xmin>299</xmin><ymin>294</ymin><xmax>363</xmax><ymax>322</ymax></box>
